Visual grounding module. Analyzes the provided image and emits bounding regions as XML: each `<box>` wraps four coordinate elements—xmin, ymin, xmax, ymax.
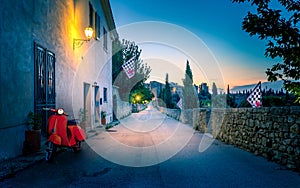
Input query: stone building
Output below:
<box><xmin>150</xmin><ymin>81</ymin><xmax>165</xmax><ymax>100</ymax></box>
<box><xmin>0</xmin><ymin>0</ymin><xmax>118</xmax><ymax>160</ymax></box>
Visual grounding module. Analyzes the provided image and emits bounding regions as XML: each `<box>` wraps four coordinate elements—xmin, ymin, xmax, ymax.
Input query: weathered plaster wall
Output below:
<box><xmin>113</xmin><ymin>87</ymin><xmax>131</xmax><ymax>120</ymax></box>
<box><xmin>0</xmin><ymin>0</ymin><xmax>115</xmax><ymax>160</ymax></box>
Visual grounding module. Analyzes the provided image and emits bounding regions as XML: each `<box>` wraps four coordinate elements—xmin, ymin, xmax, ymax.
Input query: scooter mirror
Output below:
<box><xmin>57</xmin><ymin>108</ymin><xmax>64</xmax><ymax>115</ymax></box>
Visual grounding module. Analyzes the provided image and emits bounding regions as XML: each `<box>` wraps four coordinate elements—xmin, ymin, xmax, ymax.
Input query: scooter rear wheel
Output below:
<box><xmin>45</xmin><ymin>142</ymin><xmax>57</xmax><ymax>162</ymax></box>
<box><xmin>72</xmin><ymin>141</ymin><xmax>81</xmax><ymax>153</ymax></box>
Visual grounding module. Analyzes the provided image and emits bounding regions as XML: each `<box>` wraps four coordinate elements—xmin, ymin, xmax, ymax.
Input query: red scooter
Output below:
<box><xmin>45</xmin><ymin>108</ymin><xmax>86</xmax><ymax>162</ymax></box>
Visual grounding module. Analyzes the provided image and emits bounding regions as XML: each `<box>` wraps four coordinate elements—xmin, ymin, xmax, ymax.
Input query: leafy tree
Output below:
<box><xmin>112</xmin><ymin>39</ymin><xmax>152</xmax><ymax>101</ymax></box>
<box><xmin>232</xmin><ymin>0</ymin><xmax>300</xmax><ymax>103</ymax></box>
<box><xmin>227</xmin><ymin>94</ymin><xmax>237</xmax><ymax>108</ymax></box>
<box><xmin>263</xmin><ymin>95</ymin><xmax>285</xmax><ymax>107</ymax></box>
<box><xmin>129</xmin><ymin>86</ymin><xmax>154</xmax><ymax>104</ymax></box>
<box><xmin>182</xmin><ymin>60</ymin><xmax>198</xmax><ymax>109</ymax></box>
<box><xmin>239</xmin><ymin>98</ymin><xmax>252</xmax><ymax>107</ymax></box>
<box><xmin>164</xmin><ymin>73</ymin><xmax>172</xmax><ymax>108</ymax></box>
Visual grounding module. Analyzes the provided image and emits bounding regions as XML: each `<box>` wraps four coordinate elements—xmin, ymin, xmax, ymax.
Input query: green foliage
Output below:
<box><xmin>239</xmin><ymin>95</ymin><xmax>295</xmax><ymax>107</ymax></box>
<box><xmin>227</xmin><ymin>94</ymin><xmax>238</xmax><ymax>108</ymax></box>
<box><xmin>164</xmin><ymin>73</ymin><xmax>172</xmax><ymax>108</ymax></box>
<box><xmin>105</xmin><ymin>124</ymin><xmax>114</xmax><ymax>130</ymax></box>
<box><xmin>262</xmin><ymin>96</ymin><xmax>285</xmax><ymax>107</ymax></box>
<box><xmin>199</xmin><ymin>99</ymin><xmax>211</xmax><ymax>108</ymax></box>
<box><xmin>232</xmin><ymin>0</ymin><xmax>300</xmax><ymax>103</ymax></box>
<box><xmin>101</xmin><ymin>111</ymin><xmax>106</xmax><ymax>119</ymax></box>
<box><xmin>239</xmin><ymin>99</ymin><xmax>252</xmax><ymax>108</ymax></box>
<box><xmin>129</xmin><ymin>86</ymin><xmax>154</xmax><ymax>104</ymax></box>
<box><xmin>112</xmin><ymin>39</ymin><xmax>152</xmax><ymax>101</ymax></box>
<box><xmin>182</xmin><ymin>60</ymin><xmax>198</xmax><ymax>109</ymax></box>
<box><xmin>185</xmin><ymin>60</ymin><xmax>193</xmax><ymax>83</ymax></box>
<box><xmin>27</xmin><ymin>111</ymin><xmax>42</xmax><ymax>130</ymax></box>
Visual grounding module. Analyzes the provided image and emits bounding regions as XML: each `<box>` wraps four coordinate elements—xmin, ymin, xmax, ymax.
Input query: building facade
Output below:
<box><xmin>0</xmin><ymin>0</ymin><xmax>117</xmax><ymax>161</ymax></box>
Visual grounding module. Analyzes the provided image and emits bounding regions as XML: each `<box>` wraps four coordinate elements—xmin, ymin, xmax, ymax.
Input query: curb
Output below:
<box><xmin>0</xmin><ymin>150</ymin><xmax>45</xmax><ymax>181</ymax></box>
<box><xmin>0</xmin><ymin>128</ymin><xmax>103</xmax><ymax>181</ymax></box>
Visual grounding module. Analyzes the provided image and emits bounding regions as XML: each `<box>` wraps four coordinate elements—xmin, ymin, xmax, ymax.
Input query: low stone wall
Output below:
<box><xmin>216</xmin><ymin>107</ymin><xmax>300</xmax><ymax>170</ymax></box>
<box><xmin>193</xmin><ymin>107</ymin><xmax>300</xmax><ymax>171</ymax></box>
<box><xmin>158</xmin><ymin>106</ymin><xmax>300</xmax><ymax>171</ymax></box>
<box><xmin>157</xmin><ymin>107</ymin><xmax>195</xmax><ymax>125</ymax></box>
<box><xmin>116</xmin><ymin>101</ymin><xmax>131</xmax><ymax>120</ymax></box>
<box><xmin>157</xmin><ymin>107</ymin><xmax>181</xmax><ymax>121</ymax></box>
<box><xmin>113</xmin><ymin>86</ymin><xmax>131</xmax><ymax>120</ymax></box>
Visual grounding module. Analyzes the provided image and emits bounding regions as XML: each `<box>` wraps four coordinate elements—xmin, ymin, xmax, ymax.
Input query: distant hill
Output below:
<box><xmin>231</xmin><ymin>80</ymin><xmax>285</xmax><ymax>93</ymax></box>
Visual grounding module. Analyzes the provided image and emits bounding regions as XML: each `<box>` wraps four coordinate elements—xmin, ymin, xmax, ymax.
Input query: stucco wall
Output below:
<box><xmin>0</xmin><ymin>0</ymin><xmax>115</xmax><ymax>160</ymax></box>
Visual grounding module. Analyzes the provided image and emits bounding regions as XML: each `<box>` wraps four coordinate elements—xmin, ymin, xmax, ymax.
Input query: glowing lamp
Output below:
<box><xmin>73</xmin><ymin>27</ymin><xmax>94</xmax><ymax>50</ymax></box>
<box><xmin>84</xmin><ymin>27</ymin><xmax>93</xmax><ymax>40</ymax></box>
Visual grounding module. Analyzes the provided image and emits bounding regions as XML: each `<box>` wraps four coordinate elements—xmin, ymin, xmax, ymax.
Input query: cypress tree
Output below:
<box><xmin>182</xmin><ymin>60</ymin><xmax>198</xmax><ymax>109</ymax></box>
<box><xmin>164</xmin><ymin>73</ymin><xmax>172</xmax><ymax>108</ymax></box>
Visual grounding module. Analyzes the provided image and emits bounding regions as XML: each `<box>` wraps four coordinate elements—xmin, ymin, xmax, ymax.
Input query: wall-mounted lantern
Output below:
<box><xmin>73</xmin><ymin>26</ymin><xmax>94</xmax><ymax>50</ymax></box>
<box><xmin>92</xmin><ymin>82</ymin><xmax>98</xmax><ymax>87</ymax></box>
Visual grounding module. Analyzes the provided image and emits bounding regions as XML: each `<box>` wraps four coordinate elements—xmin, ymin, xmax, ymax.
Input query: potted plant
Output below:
<box><xmin>23</xmin><ymin>111</ymin><xmax>42</xmax><ymax>154</ymax></box>
<box><xmin>78</xmin><ymin>108</ymin><xmax>88</xmax><ymax>131</ymax></box>
<box><xmin>101</xmin><ymin>111</ymin><xmax>106</xmax><ymax>125</ymax></box>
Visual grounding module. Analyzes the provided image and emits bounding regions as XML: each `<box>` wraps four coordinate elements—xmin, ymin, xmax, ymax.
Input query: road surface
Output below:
<box><xmin>1</xmin><ymin>106</ymin><xmax>299</xmax><ymax>187</ymax></box>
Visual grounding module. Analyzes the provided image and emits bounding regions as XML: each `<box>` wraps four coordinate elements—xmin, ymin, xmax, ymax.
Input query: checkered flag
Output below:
<box><xmin>177</xmin><ymin>98</ymin><xmax>183</xmax><ymax>110</ymax></box>
<box><xmin>247</xmin><ymin>81</ymin><xmax>262</xmax><ymax>108</ymax></box>
<box><xmin>122</xmin><ymin>56</ymin><xmax>135</xmax><ymax>79</ymax></box>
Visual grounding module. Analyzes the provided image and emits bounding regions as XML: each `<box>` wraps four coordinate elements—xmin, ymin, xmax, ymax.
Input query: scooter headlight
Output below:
<box><xmin>57</xmin><ymin>108</ymin><xmax>64</xmax><ymax>115</ymax></box>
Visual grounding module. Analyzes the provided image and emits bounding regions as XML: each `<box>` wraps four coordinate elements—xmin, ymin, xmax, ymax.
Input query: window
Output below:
<box><xmin>103</xmin><ymin>27</ymin><xmax>107</xmax><ymax>50</ymax></box>
<box><xmin>103</xmin><ymin>87</ymin><xmax>107</xmax><ymax>102</ymax></box>
<box><xmin>95</xmin><ymin>12</ymin><xmax>100</xmax><ymax>39</ymax></box>
<box><xmin>89</xmin><ymin>3</ymin><xmax>95</xmax><ymax>30</ymax></box>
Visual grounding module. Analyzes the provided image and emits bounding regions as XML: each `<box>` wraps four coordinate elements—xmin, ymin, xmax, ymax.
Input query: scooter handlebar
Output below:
<box><xmin>42</xmin><ymin>108</ymin><xmax>68</xmax><ymax>116</ymax></box>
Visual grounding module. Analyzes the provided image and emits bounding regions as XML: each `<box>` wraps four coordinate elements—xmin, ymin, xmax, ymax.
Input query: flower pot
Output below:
<box><xmin>23</xmin><ymin>130</ymin><xmax>41</xmax><ymax>154</ymax></box>
<box><xmin>101</xmin><ymin>118</ymin><xmax>106</xmax><ymax>125</ymax></box>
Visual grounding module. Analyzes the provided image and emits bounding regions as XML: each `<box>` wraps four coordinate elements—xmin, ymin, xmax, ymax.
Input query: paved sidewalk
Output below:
<box><xmin>0</xmin><ymin>126</ymin><xmax>102</xmax><ymax>181</ymax></box>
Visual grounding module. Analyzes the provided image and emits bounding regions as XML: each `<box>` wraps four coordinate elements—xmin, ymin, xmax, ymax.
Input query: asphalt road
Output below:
<box><xmin>1</xmin><ymin>106</ymin><xmax>300</xmax><ymax>187</ymax></box>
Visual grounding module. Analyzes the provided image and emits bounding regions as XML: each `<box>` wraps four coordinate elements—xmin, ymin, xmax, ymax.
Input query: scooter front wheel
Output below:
<box><xmin>72</xmin><ymin>141</ymin><xmax>81</xmax><ymax>153</ymax></box>
<box><xmin>46</xmin><ymin>142</ymin><xmax>57</xmax><ymax>162</ymax></box>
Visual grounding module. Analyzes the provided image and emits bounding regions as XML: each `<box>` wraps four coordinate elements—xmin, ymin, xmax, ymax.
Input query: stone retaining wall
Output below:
<box><xmin>193</xmin><ymin>107</ymin><xmax>300</xmax><ymax>171</ymax></box>
<box><xmin>160</xmin><ymin>106</ymin><xmax>300</xmax><ymax>171</ymax></box>
<box><xmin>156</xmin><ymin>107</ymin><xmax>194</xmax><ymax>125</ymax></box>
<box><xmin>216</xmin><ymin>107</ymin><xmax>300</xmax><ymax>170</ymax></box>
<box><xmin>113</xmin><ymin>87</ymin><xmax>131</xmax><ymax>120</ymax></box>
<box><xmin>157</xmin><ymin>107</ymin><xmax>181</xmax><ymax>121</ymax></box>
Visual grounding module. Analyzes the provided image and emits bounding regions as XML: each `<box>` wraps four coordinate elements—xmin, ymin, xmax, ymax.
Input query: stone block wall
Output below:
<box><xmin>157</xmin><ymin>107</ymin><xmax>195</xmax><ymax>124</ymax></box>
<box><xmin>216</xmin><ymin>107</ymin><xmax>300</xmax><ymax>171</ymax></box>
<box><xmin>156</xmin><ymin>106</ymin><xmax>300</xmax><ymax>171</ymax></box>
<box><xmin>113</xmin><ymin>87</ymin><xmax>131</xmax><ymax>120</ymax></box>
<box><xmin>193</xmin><ymin>108</ymin><xmax>209</xmax><ymax>132</ymax></box>
<box><xmin>196</xmin><ymin>107</ymin><xmax>300</xmax><ymax>170</ymax></box>
<box><xmin>157</xmin><ymin>107</ymin><xmax>181</xmax><ymax>121</ymax></box>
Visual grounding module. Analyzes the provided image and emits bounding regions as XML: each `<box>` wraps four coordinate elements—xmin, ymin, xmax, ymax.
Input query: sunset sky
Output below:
<box><xmin>110</xmin><ymin>0</ymin><xmax>278</xmax><ymax>89</ymax></box>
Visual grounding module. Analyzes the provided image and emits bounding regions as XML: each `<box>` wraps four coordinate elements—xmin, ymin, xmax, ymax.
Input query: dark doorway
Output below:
<box><xmin>94</xmin><ymin>86</ymin><xmax>100</xmax><ymax>124</ymax></box>
<box><xmin>34</xmin><ymin>42</ymin><xmax>56</xmax><ymax>136</ymax></box>
<box><xmin>113</xmin><ymin>95</ymin><xmax>118</xmax><ymax>121</ymax></box>
<box><xmin>84</xmin><ymin>83</ymin><xmax>91</xmax><ymax>130</ymax></box>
